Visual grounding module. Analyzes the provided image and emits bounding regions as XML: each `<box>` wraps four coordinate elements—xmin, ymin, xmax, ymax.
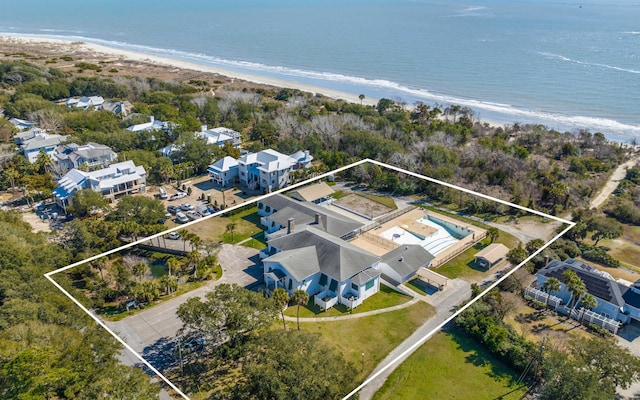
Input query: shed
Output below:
<box><xmin>474</xmin><ymin>243</ymin><xmax>509</xmax><ymax>268</ymax></box>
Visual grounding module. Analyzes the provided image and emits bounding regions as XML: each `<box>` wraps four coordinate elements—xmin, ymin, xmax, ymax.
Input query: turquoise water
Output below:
<box><xmin>1</xmin><ymin>0</ymin><xmax>639</xmax><ymax>142</ymax></box>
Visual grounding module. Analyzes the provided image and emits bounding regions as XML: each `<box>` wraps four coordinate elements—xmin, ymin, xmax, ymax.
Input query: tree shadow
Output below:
<box><xmin>136</xmin><ymin>336</ymin><xmax>180</xmax><ymax>373</ymax></box>
<box><xmin>446</xmin><ymin>328</ymin><xmax>521</xmax><ymax>384</ymax></box>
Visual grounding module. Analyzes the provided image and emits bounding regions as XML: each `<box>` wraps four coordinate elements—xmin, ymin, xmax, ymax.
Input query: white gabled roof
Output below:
<box><xmin>208</xmin><ymin>156</ymin><xmax>239</xmax><ymax>173</ymax></box>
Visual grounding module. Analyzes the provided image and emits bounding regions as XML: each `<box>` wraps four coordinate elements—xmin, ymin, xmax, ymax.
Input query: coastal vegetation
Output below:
<box><xmin>0</xmin><ymin>50</ymin><xmax>638</xmax><ymax>400</ymax></box>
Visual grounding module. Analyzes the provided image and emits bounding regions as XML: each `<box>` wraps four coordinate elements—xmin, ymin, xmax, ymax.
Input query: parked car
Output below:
<box><xmin>175</xmin><ymin>212</ymin><xmax>189</xmax><ymax>224</ymax></box>
<box><xmin>158</xmin><ymin>187</ymin><xmax>168</xmax><ymax>199</ymax></box>
<box><xmin>167</xmin><ymin>205</ymin><xmax>179</xmax><ymax>214</ymax></box>
<box><xmin>170</xmin><ymin>191</ymin><xmax>187</xmax><ymax>201</ymax></box>
<box><xmin>196</xmin><ymin>204</ymin><xmax>212</xmax><ymax>217</ymax></box>
<box><xmin>168</xmin><ymin>232</ymin><xmax>180</xmax><ymax>240</ymax></box>
<box><xmin>186</xmin><ymin>211</ymin><xmax>200</xmax><ymax>221</ymax></box>
<box><xmin>180</xmin><ymin>203</ymin><xmax>194</xmax><ymax>211</ymax></box>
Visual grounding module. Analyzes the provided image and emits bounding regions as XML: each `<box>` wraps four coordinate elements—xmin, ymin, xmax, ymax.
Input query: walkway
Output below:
<box><xmin>590</xmin><ymin>155</ymin><xmax>640</xmax><ymax>211</ymax></box>
<box><xmin>283</xmin><ymin>297</ymin><xmax>421</xmax><ymax>322</ymax></box>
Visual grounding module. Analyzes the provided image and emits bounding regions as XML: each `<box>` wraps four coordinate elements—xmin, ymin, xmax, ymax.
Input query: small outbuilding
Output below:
<box><xmin>289</xmin><ymin>181</ymin><xmax>334</xmax><ymax>203</ymax></box>
<box><xmin>474</xmin><ymin>243</ymin><xmax>509</xmax><ymax>269</ymax></box>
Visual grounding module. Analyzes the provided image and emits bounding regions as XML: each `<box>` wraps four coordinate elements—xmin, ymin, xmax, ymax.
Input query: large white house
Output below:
<box><xmin>238</xmin><ymin>149</ymin><xmax>313</xmax><ymax>192</ymax></box>
<box><xmin>207</xmin><ymin>156</ymin><xmax>239</xmax><ymax>187</ymax></box>
<box><xmin>262</xmin><ymin>226</ymin><xmax>381</xmax><ymax>310</ymax></box>
<box><xmin>53</xmin><ymin>160</ymin><xmax>146</xmax><ymax>212</ymax></box>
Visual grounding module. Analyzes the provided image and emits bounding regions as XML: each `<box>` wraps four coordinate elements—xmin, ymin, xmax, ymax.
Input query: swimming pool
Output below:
<box><xmin>379</xmin><ymin>214</ymin><xmax>467</xmax><ymax>256</ymax></box>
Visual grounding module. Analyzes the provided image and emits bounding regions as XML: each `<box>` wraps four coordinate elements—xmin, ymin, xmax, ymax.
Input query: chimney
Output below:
<box><xmin>304</xmin><ymin>150</ymin><xmax>310</xmax><ymax>159</ymax></box>
<box><xmin>544</xmin><ymin>255</ymin><xmax>550</xmax><ymax>266</ymax></box>
<box><xmin>287</xmin><ymin>218</ymin><xmax>295</xmax><ymax>234</ymax></box>
<box><xmin>149</xmin><ymin>116</ymin><xmax>155</xmax><ymax>122</ymax></box>
<box><xmin>315</xmin><ymin>213</ymin><xmax>321</xmax><ymax>225</ymax></box>
<box><xmin>399</xmin><ymin>257</ymin><xmax>404</xmax><ymax>262</ymax></box>
<box><xmin>201</xmin><ymin>125</ymin><xmax>207</xmax><ymax>132</ymax></box>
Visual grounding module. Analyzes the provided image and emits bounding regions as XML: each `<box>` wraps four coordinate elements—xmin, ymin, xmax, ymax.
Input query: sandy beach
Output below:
<box><xmin>0</xmin><ymin>34</ymin><xmax>380</xmax><ymax>107</ymax></box>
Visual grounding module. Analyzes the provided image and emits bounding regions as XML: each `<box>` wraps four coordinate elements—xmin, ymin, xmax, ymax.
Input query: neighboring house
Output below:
<box><xmin>378</xmin><ymin>244</ymin><xmax>435</xmax><ymax>285</ymax></box>
<box><xmin>207</xmin><ymin>156</ymin><xmax>239</xmax><ymax>187</ymax></box>
<box><xmin>14</xmin><ymin>127</ymin><xmax>45</xmax><ymax>145</ymax></box>
<box><xmin>262</xmin><ymin>226</ymin><xmax>381</xmax><ymax>310</ymax></box>
<box><xmin>66</xmin><ymin>96</ymin><xmax>105</xmax><ymax>109</ymax></box>
<box><xmin>126</xmin><ymin>116</ymin><xmax>171</xmax><ymax>132</ymax></box>
<box><xmin>8</xmin><ymin>118</ymin><xmax>36</xmax><ymax>131</ymax></box>
<box><xmin>536</xmin><ymin>259</ymin><xmax>640</xmax><ymax>325</ymax></box>
<box><xmin>54</xmin><ymin>142</ymin><xmax>118</xmax><ymax>172</ymax></box>
<box><xmin>257</xmin><ymin>194</ymin><xmax>364</xmax><ymax>240</ymax></box>
<box><xmin>101</xmin><ymin>100</ymin><xmax>133</xmax><ymax>117</ymax></box>
<box><xmin>289</xmin><ymin>181</ymin><xmax>334</xmax><ymax>203</ymax></box>
<box><xmin>53</xmin><ymin>160</ymin><xmax>146</xmax><ymax>212</ymax></box>
<box><xmin>474</xmin><ymin>243</ymin><xmax>509</xmax><ymax>269</ymax></box>
<box><xmin>238</xmin><ymin>149</ymin><xmax>313</xmax><ymax>192</ymax></box>
<box><xmin>196</xmin><ymin>126</ymin><xmax>241</xmax><ymax>147</ymax></box>
<box><xmin>20</xmin><ymin>131</ymin><xmax>68</xmax><ymax>163</ymax></box>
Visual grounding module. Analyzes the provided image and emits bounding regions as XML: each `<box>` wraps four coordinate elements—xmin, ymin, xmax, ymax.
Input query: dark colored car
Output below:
<box><xmin>167</xmin><ymin>205</ymin><xmax>179</xmax><ymax>214</ymax></box>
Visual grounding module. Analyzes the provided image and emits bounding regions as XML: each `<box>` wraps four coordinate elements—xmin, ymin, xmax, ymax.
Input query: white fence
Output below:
<box><xmin>523</xmin><ymin>287</ymin><xmax>621</xmax><ymax>334</ymax></box>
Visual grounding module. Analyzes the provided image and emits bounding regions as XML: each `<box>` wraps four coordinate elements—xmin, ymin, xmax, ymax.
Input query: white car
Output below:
<box><xmin>180</xmin><ymin>203</ymin><xmax>195</xmax><ymax>211</ymax></box>
<box><xmin>168</xmin><ymin>232</ymin><xmax>180</xmax><ymax>240</ymax></box>
<box><xmin>170</xmin><ymin>192</ymin><xmax>187</xmax><ymax>201</ymax></box>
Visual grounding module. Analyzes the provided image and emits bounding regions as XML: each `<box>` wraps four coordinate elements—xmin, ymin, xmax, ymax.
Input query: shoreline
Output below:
<box><xmin>0</xmin><ymin>33</ymin><xmax>380</xmax><ymax>108</ymax></box>
<box><xmin>1</xmin><ymin>33</ymin><xmax>637</xmax><ymax>143</ymax></box>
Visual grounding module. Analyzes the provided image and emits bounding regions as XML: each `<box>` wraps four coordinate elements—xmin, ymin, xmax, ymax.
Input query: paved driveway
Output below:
<box><xmin>106</xmin><ymin>245</ymin><xmax>261</xmax><ymax>370</ymax></box>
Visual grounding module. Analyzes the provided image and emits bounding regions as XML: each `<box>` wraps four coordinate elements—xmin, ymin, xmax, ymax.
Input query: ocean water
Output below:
<box><xmin>1</xmin><ymin>0</ymin><xmax>639</xmax><ymax>142</ymax></box>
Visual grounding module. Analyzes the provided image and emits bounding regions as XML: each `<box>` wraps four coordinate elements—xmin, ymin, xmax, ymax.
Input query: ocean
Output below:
<box><xmin>1</xmin><ymin>0</ymin><xmax>639</xmax><ymax>142</ymax></box>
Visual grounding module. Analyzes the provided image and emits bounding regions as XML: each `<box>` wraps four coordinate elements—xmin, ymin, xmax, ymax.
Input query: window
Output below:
<box><xmin>288</xmin><ymin>279</ymin><xmax>293</xmax><ymax>290</ymax></box>
<box><xmin>329</xmin><ymin>279</ymin><xmax>338</xmax><ymax>292</ymax></box>
<box><xmin>319</xmin><ymin>273</ymin><xmax>327</xmax><ymax>286</ymax></box>
<box><xmin>258</xmin><ymin>203</ymin><xmax>263</xmax><ymax>210</ymax></box>
<box><xmin>365</xmin><ymin>279</ymin><xmax>375</xmax><ymax>290</ymax></box>
<box><xmin>265</xmin><ymin>206</ymin><xmax>271</xmax><ymax>213</ymax></box>
<box><xmin>351</xmin><ymin>283</ymin><xmax>358</xmax><ymax>292</ymax></box>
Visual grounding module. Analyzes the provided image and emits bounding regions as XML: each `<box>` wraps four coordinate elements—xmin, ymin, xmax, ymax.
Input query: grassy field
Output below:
<box><xmin>601</xmin><ymin>224</ymin><xmax>640</xmax><ymax>271</ymax></box>
<box><xmin>292</xmin><ymin>301</ymin><xmax>435</xmax><ymax>380</ymax></box>
<box><xmin>435</xmin><ymin>236</ymin><xmax>515</xmax><ymax>280</ymax></box>
<box><xmin>503</xmin><ymin>299</ymin><xmax>592</xmax><ymax>344</ymax></box>
<box><xmin>184</xmin><ymin>206</ymin><xmax>263</xmax><ymax>244</ymax></box>
<box><xmin>283</xmin><ymin>284</ymin><xmax>412</xmax><ymax>318</ymax></box>
<box><xmin>373</xmin><ymin>329</ymin><xmax>528</xmax><ymax>400</ymax></box>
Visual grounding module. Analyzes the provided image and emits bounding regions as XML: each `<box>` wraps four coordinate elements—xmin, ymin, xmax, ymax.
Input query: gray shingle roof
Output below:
<box><xmin>381</xmin><ymin>245</ymin><xmax>434</xmax><ymax>279</ymax></box>
<box><xmin>266</xmin><ymin>226</ymin><xmax>379</xmax><ymax>281</ymax></box>
<box><xmin>261</xmin><ymin>194</ymin><xmax>363</xmax><ymax>238</ymax></box>
<box><xmin>264</xmin><ymin>246</ymin><xmax>320</xmax><ymax>281</ymax></box>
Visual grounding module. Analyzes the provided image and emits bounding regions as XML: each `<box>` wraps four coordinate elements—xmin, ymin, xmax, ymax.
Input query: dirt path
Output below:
<box><xmin>590</xmin><ymin>156</ymin><xmax>640</xmax><ymax>210</ymax></box>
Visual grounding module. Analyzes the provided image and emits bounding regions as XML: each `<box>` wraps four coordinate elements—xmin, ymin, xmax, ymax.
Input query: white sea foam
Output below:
<box><xmin>3</xmin><ymin>33</ymin><xmax>639</xmax><ymax>140</ymax></box>
<box><xmin>539</xmin><ymin>52</ymin><xmax>640</xmax><ymax>74</ymax></box>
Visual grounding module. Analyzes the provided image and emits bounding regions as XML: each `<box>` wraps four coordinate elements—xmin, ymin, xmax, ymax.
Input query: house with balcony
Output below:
<box><xmin>262</xmin><ymin>225</ymin><xmax>381</xmax><ymax>310</ymax></box>
<box><xmin>53</xmin><ymin>160</ymin><xmax>146</xmax><ymax>212</ymax></box>
<box><xmin>536</xmin><ymin>259</ymin><xmax>640</xmax><ymax>325</ymax></box>
<box><xmin>54</xmin><ymin>142</ymin><xmax>118</xmax><ymax>172</ymax></box>
<box><xmin>207</xmin><ymin>156</ymin><xmax>239</xmax><ymax>187</ymax></box>
<box><xmin>238</xmin><ymin>149</ymin><xmax>313</xmax><ymax>193</ymax></box>
<box><xmin>20</xmin><ymin>131</ymin><xmax>68</xmax><ymax>163</ymax></box>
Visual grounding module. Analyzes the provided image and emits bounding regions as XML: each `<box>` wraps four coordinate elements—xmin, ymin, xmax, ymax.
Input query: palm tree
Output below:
<box><xmin>93</xmin><ymin>258</ymin><xmax>106</xmax><ymax>281</ymax></box>
<box><xmin>579</xmin><ymin>293</ymin><xmax>597</xmax><ymax>325</ymax></box>
<box><xmin>542</xmin><ymin>277</ymin><xmax>561</xmax><ymax>308</ymax></box>
<box><xmin>486</xmin><ymin>227</ymin><xmax>499</xmax><ymax>243</ymax></box>
<box><xmin>132</xmin><ymin>262</ymin><xmax>147</xmax><ymax>283</ymax></box>
<box><xmin>358</xmin><ymin>94</ymin><xmax>365</xmax><ymax>105</ymax></box>
<box><xmin>226</xmin><ymin>222</ymin><xmax>237</xmax><ymax>243</ymax></box>
<box><xmin>562</xmin><ymin>270</ymin><xmax>586</xmax><ymax>310</ymax></box>
<box><xmin>272</xmin><ymin>287</ymin><xmax>290</xmax><ymax>331</ymax></box>
<box><xmin>166</xmin><ymin>257</ymin><xmax>180</xmax><ymax>277</ymax></box>
<box><xmin>292</xmin><ymin>290</ymin><xmax>309</xmax><ymax>331</ymax></box>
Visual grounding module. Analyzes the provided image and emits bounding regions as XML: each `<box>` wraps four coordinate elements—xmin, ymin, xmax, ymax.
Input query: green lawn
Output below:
<box><xmin>283</xmin><ymin>284</ymin><xmax>412</xmax><ymax>318</ymax></box>
<box><xmin>290</xmin><ymin>301</ymin><xmax>434</xmax><ymax>380</ymax></box>
<box><xmin>434</xmin><ymin>227</ymin><xmax>519</xmax><ymax>280</ymax></box>
<box><xmin>185</xmin><ymin>206</ymin><xmax>263</xmax><ymax>244</ymax></box>
<box><xmin>373</xmin><ymin>329</ymin><xmax>528</xmax><ymax>400</ymax></box>
<box><xmin>356</xmin><ymin>192</ymin><xmax>398</xmax><ymax>210</ymax></box>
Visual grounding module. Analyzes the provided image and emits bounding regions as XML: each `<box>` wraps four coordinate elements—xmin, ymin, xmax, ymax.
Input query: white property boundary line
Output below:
<box><xmin>43</xmin><ymin>159</ymin><xmax>573</xmax><ymax>400</ymax></box>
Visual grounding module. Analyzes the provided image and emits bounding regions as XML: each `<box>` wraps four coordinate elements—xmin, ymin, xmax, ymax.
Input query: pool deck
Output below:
<box><xmin>349</xmin><ymin>208</ymin><xmax>486</xmax><ymax>266</ymax></box>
